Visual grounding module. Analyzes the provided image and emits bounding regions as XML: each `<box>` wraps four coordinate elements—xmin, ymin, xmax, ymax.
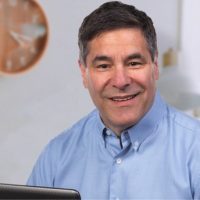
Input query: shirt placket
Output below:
<box><xmin>104</xmin><ymin>130</ymin><xmax>133</xmax><ymax>200</ymax></box>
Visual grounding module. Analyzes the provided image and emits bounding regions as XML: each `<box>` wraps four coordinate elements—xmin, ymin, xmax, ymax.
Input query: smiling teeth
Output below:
<box><xmin>111</xmin><ymin>95</ymin><xmax>136</xmax><ymax>102</ymax></box>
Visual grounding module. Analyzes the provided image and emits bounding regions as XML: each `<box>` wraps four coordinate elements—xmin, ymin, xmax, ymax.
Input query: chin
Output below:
<box><xmin>113</xmin><ymin>117</ymin><xmax>139</xmax><ymax>130</ymax></box>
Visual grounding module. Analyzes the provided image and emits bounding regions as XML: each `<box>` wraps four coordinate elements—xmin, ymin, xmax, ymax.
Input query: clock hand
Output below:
<box><xmin>9</xmin><ymin>31</ymin><xmax>25</xmax><ymax>47</ymax></box>
<box><xmin>21</xmin><ymin>24</ymin><xmax>46</xmax><ymax>38</ymax></box>
<box><xmin>9</xmin><ymin>31</ymin><xmax>33</xmax><ymax>47</ymax></box>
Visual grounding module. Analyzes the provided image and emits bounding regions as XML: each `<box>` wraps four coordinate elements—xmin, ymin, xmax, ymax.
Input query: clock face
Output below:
<box><xmin>0</xmin><ymin>0</ymin><xmax>48</xmax><ymax>75</ymax></box>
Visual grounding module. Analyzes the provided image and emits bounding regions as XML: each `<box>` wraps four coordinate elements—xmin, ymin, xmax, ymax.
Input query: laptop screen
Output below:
<box><xmin>0</xmin><ymin>183</ymin><xmax>81</xmax><ymax>199</ymax></box>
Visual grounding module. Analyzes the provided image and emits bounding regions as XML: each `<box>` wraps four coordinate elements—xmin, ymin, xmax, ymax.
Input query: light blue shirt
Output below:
<box><xmin>27</xmin><ymin>92</ymin><xmax>200</xmax><ymax>199</ymax></box>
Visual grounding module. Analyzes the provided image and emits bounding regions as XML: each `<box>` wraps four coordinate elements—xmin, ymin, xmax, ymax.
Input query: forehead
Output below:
<box><xmin>86</xmin><ymin>28</ymin><xmax>149</xmax><ymax>61</ymax></box>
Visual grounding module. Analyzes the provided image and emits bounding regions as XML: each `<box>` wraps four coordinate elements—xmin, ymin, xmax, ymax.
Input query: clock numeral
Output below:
<box><xmin>20</xmin><ymin>56</ymin><xmax>26</xmax><ymax>66</ymax></box>
<box><xmin>32</xmin><ymin>14</ymin><xmax>39</xmax><ymax>23</ymax></box>
<box><xmin>30</xmin><ymin>47</ymin><xmax>37</xmax><ymax>54</ymax></box>
<box><xmin>6</xmin><ymin>59</ymin><xmax>13</xmax><ymax>70</ymax></box>
<box><xmin>23</xmin><ymin>1</ymin><xmax>30</xmax><ymax>10</ymax></box>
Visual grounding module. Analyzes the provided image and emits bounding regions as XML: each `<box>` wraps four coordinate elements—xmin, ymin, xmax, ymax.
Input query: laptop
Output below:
<box><xmin>0</xmin><ymin>183</ymin><xmax>81</xmax><ymax>199</ymax></box>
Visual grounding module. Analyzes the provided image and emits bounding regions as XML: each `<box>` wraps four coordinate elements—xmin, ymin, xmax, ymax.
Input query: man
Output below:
<box><xmin>27</xmin><ymin>1</ymin><xmax>200</xmax><ymax>199</ymax></box>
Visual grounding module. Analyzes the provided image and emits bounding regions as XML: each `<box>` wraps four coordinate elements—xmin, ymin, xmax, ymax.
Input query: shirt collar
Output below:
<box><xmin>96</xmin><ymin>91</ymin><xmax>167</xmax><ymax>149</ymax></box>
<box><xmin>127</xmin><ymin>91</ymin><xmax>167</xmax><ymax>150</ymax></box>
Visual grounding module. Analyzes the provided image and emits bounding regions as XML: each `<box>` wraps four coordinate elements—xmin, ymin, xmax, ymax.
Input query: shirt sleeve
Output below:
<box><xmin>190</xmin><ymin>133</ymin><xmax>200</xmax><ymax>199</ymax></box>
<box><xmin>26</xmin><ymin>140</ymin><xmax>58</xmax><ymax>187</ymax></box>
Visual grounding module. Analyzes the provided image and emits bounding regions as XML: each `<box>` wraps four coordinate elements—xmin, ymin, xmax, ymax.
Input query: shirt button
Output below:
<box><xmin>133</xmin><ymin>141</ymin><xmax>139</xmax><ymax>151</ymax></box>
<box><xmin>116</xmin><ymin>158</ymin><xmax>122</xmax><ymax>164</ymax></box>
<box><xmin>106</xmin><ymin>130</ymin><xmax>111</xmax><ymax>136</ymax></box>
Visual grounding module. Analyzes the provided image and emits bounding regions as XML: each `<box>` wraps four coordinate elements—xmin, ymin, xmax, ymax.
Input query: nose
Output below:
<box><xmin>111</xmin><ymin>67</ymin><xmax>131</xmax><ymax>90</ymax></box>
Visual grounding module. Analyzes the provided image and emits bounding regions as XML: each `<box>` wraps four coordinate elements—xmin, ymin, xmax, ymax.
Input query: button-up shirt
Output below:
<box><xmin>27</xmin><ymin>92</ymin><xmax>200</xmax><ymax>199</ymax></box>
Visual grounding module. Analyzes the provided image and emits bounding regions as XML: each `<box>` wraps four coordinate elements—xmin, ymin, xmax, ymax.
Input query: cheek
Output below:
<box><xmin>86</xmin><ymin>73</ymin><xmax>101</xmax><ymax>95</ymax></box>
<box><xmin>82</xmin><ymin>70</ymin><xmax>99</xmax><ymax>90</ymax></box>
<box><xmin>134</xmin><ymin>69</ymin><xmax>157</xmax><ymax>89</ymax></box>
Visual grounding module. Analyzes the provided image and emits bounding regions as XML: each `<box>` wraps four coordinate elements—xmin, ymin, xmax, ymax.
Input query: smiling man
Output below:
<box><xmin>79</xmin><ymin>28</ymin><xmax>158</xmax><ymax>135</ymax></box>
<box><xmin>27</xmin><ymin>1</ymin><xmax>200</xmax><ymax>199</ymax></box>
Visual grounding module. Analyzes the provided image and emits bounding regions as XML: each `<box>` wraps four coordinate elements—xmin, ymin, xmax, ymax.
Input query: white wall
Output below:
<box><xmin>181</xmin><ymin>0</ymin><xmax>200</xmax><ymax>93</ymax></box>
<box><xmin>0</xmin><ymin>0</ymin><xmax>180</xmax><ymax>184</ymax></box>
<box><xmin>157</xmin><ymin>0</ymin><xmax>200</xmax><ymax>111</ymax></box>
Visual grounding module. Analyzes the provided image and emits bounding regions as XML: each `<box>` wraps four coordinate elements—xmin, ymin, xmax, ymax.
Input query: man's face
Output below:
<box><xmin>79</xmin><ymin>28</ymin><xmax>159</xmax><ymax>135</ymax></box>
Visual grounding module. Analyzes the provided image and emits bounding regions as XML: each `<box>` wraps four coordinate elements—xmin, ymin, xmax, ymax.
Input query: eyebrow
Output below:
<box><xmin>92</xmin><ymin>55</ymin><xmax>112</xmax><ymax>65</ymax></box>
<box><xmin>92</xmin><ymin>53</ymin><xmax>146</xmax><ymax>65</ymax></box>
<box><xmin>125</xmin><ymin>53</ymin><xmax>146</xmax><ymax>62</ymax></box>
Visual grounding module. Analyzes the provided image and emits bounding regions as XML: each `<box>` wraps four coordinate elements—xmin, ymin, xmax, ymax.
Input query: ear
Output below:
<box><xmin>153</xmin><ymin>54</ymin><xmax>159</xmax><ymax>80</ymax></box>
<box><xmin>78</xmin><ymin>59</ymin><xmax>88</xmax><ymax>88</ymax></box>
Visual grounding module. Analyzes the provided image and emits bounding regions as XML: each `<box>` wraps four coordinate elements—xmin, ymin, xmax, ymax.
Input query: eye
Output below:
<box><xmin>128</xmin><ymin>61</ymin><xmax>142</xmax><ymax>68</ymax></box>
<box><xmin>98</xmin><ymin>64</ymin><xmax>108</xmax><ymax>68</ymax></box>
<box><xmin>95</xmin><ymin>64</ymin><xmax>110</xmax><ymax>71</ymax></box>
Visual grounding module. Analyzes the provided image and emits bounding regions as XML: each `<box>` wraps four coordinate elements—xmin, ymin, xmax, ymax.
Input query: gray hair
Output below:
<box><xmin>78</xmin><ymin>1</ymin><xmax>157</xmax><ymax>64</ymax></box>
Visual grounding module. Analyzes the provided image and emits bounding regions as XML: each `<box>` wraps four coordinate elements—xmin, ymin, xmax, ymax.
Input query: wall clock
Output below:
<box><xmin>0</xmin><ymin>0</ymin><xmax>49</xmax><ymax>75</ymax></box>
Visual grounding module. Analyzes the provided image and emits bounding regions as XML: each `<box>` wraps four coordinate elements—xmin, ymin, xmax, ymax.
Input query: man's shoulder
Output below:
<box><xmin>163</xmin><ymin>105</ymin><xmax>200</xmax><ymax>160</ymax></box>
<box><xmin>28</xmin><ymin>110</ymin><xmax>100</xmax><ymax>178</ymax></box>
<box><xmin>48</xmin><ymin>109</ymin><xmax>99</xmax><ymax>147</ymax></box>
<box><xmin>167</xmin><ymin>105</ymin><xmax>200</xmax><ymax>135</ymax></box>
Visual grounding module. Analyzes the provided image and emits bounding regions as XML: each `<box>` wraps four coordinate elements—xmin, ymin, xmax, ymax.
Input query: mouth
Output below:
<box><xmin>110</xmin><ymin>92</ymin><xmax>140</xmax><ymax>102</ymax></box>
